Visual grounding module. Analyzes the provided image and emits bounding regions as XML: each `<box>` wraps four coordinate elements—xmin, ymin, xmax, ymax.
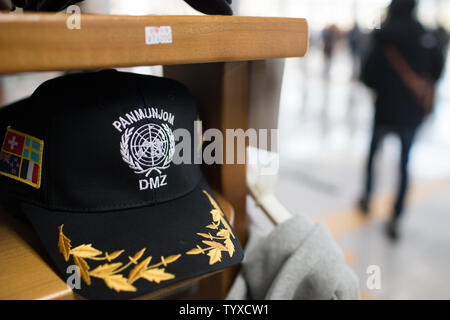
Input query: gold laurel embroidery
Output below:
<box><xmin>105</xmin><ymin>250</ymin><xmax>124</xmax><ymax>262</ymax></box>
<box><xmin>73</xmin><ymin>255</ymin><xmax>91</xmax><ymax>285</ymax></box>
<box><xmin>57</xmin><ymin>225</ymin><xmax>181</xmax><ymax>293</ymax></box>
<box><xmin>141</xmin><ymin>268</ymin><xmax>175</xmax><ymax>283</ymax></box>
<box><xmin>90</xmin><ymin>262</ymin><xmax>123</xmax><ymax>278</ymax></box>
<box><xmin>128</xmin><ymin>256</ymin><xmax>152</xmax><ymax>284</ymax></box>
<box><xmin>104</xmin><ymin>274</ymin><xmax>137</xmax><ymax>293</ymax></box>
<box><xmin>70</xmin><ymin>244</ymin><xmax>102</xmax><ymax>258</ymax></box>
<box><xmin>185</xmin><ymin>190</ymin><xmax>237</xmax><ymax>265</ymax></box>
<box><xmin>58</xmin><ymin>225</ymin><xmax>71</xmax><ymax>262</ymax></box>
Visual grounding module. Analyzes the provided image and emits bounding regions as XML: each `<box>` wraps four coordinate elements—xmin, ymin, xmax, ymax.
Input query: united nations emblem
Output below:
<box><xmin>120</xmin><ymin>123</ymin><xmax>175</xmax><ymax>177</ymax></box>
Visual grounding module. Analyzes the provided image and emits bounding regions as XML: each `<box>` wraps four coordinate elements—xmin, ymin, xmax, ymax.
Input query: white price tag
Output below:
<box><xmin>145</xmin><ymin>26</ymin><xmax>173</xmax><ymax>45</ymax></box>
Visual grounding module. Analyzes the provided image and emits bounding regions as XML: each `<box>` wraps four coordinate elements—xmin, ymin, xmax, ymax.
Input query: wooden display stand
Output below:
<box><xmin>0</xmin><ymin>12</ymin><xmax>308</xmax><ymax>299</ymax></box>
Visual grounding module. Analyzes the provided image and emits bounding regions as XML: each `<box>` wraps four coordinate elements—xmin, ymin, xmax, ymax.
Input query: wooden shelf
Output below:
<box><xmin>0</xmin><ymin>13</ymin><xmax>308</xmax><ymax>74</ymax></box>
<box><xmin>0</xmin><ymin>191</ymin><xmax>235</xmax><ymax>300</ymax></box>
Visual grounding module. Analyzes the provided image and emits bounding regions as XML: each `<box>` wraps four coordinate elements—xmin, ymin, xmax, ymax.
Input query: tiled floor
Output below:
<box><xmin>267</xmin><ymin>44</ymin><xmax>450</xmax><ymax>299</ymax></box>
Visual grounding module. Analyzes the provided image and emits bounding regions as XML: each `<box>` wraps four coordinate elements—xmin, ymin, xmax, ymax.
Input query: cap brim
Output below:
<box><xmin>22</xmin><ymin>177</ymin><xmax>243</xmax><ymax>299</ymax></box>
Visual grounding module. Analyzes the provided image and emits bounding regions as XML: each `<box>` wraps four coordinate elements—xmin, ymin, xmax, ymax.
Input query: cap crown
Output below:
<box><xmin>0</xmin><ymin>70</ymin><xmax>200</xmax><ymax>211</ymax></box>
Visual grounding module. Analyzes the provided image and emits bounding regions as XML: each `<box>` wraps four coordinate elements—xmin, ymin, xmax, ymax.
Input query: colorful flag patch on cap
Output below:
<box><xmin>0</xmin><ymin>127</ymin><xmax>44</xmax><ymax>189</ymax></box>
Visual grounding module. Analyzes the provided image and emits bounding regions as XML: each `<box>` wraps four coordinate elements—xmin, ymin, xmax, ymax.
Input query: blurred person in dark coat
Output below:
<box><xmin>322</xmin><ymin>24</ymin><xmax>341</xmax><ymax>77</ymax></box>
<box><xmin>359</xmin><ymin>0</ymin><xmax>445</xmax><ymax>240</ymax></box>
<box><xmin>348</xmin><ymin>23</ymin><xmax>364</xmax><ymax>79</ymax></box>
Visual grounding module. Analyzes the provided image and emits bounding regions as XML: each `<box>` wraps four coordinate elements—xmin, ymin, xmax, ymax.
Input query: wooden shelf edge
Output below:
<box><xmin>0</xmin><ymin>13</ymin><xmax>308</xmax><ymax>73</ymax></box>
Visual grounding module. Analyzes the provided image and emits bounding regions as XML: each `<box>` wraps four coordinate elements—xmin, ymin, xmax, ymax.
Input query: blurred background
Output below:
<box><xmin>242</xmin><ymin>0</ymin><xmax>450</xmax><ymax>300</ymax></box>
<box><xmin>1</xmin><ymin>0</ymin><xmax>449</xmax><ymax>299</ymax></box>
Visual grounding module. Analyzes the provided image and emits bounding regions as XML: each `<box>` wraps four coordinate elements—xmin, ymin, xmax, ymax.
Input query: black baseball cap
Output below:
<box><xmin>12</xmin><ymin>0</ymin><xmax>80</xmax><ymax>11</ymax></box>
<box><xmin>0</xmin><ymin>70</ymin><xmax>243</xmax><ymax>299</ymax></box>
<box><xmin>183</xmin><ymin>0</ymin><xmax>233</xmax><ymax>15</ymax></box>
<box><xmin>14</xmin><ymin>0</ymin><xmax>233</xmax><ymax>15</ymax></box>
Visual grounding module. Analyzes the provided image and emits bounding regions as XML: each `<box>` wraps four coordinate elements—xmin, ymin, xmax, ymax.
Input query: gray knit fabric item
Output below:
<box><xmin>226</xmin><ymin>215</ymin><xmax>360</xmax><ymax>300</ymax></box>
